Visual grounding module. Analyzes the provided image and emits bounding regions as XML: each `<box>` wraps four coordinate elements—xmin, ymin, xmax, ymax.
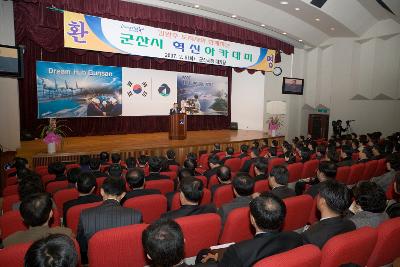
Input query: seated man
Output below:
<box><xmin>3</xmin><ymin>193</ymin><xmax>73</xmax><ymax>247</ymax></box>
<box><xmin>63</xmin><ymin>172</ymin><xmax>102</xmax><ymax>225</ymax></box>
<box><xmin>221</xmin><ymin>147</ymin><xmax>235</xmax><ymax>164</ymax></box>
<box><xmin>137</xmin><ymin>155</ymin><xmax>148</xmax><ymax>169</ymax></box>
<box><xmin>218</xmin><ymin>174</ymin><xmax>255</xmax><ymax>227</ymax></box>
<box><xmin>268</xmin><ymin>165</ymin><xmax>295</xmax><ymax>199</ymax></box>
<box><xmin>348</xmin><ymin>181</ymin><xmax>388</xmax><ymax>228</ymax></box>
<box><xmin>79</xmin><ymin>155</ymin><xmax>91</xmax><ymax>172</ymax></box>
<box><xmin>303</xmin><ymin>161</ymin><xmax>337</xmax><ymax>198</ymax></box>
<box><xmin>99</xmin><ymin>151</ymin><xmax>110</xmax><ymax>166</ymax></box>
<box><xmin>24</xmin><ymin>234</ymin><xmax>78</xmax><ymax>267</ymax></box>
<box><xmin>204</xmin><ymin>154</ymin><xmax>222</xmax><ymax>181</ymax></box>
<box><xmin>302</xmin><ymin>180</ymin><xmax>355</xmax><ymax>248</ymax></box>
<box><xmin>371</xmin><ymin>153</ymin><xmax>400</xmax><ymax>191</ymax></box>
<box><xmin>253</xmin><ymin>157</ymin><xmax>268</xmax><ymax>181</ymax></box>
<box><xmin>13</xmin><ymin>172</ymin><xmax>45</xmax><ymax>211</ymax></box>
<box><xmin>238</xmin><ymin>144</ymin><xmax>249</xmax><ymax>159</ymax></box>
<box><xmin>336</xmin><ymin>145</ymin><xmax>354</xmax><ymax>167</ymax></box>
<box><xmin>146</xmin><ymin>157</ymin><xmax>170</xmax><ymax>181</ymax></box>
<box><xmin>201</xmin><ymin>192</ymin><xmax>303</xmax><ymax>266</ymax></box>
<box><xmin>211</xmin><ymin>166</ymin><xmax>232</xmax><ymax>197</ymax></box>
<box><xmin>89</xmin><ymin>158</ymin><xmax>107</xmax><ymax>178</ymax></box>
<box><xmin>77</xmin><ymin>177</ymin><xmax>142</xmax><ymax>257</ymax></box>
<box><xmin>166</xmin><ymin>149</ymin><xmax>180</xmax><ymax>167</ymax></box>
<box><xmin>121</xmin><ymin>168</ymin><xmax>161</xmax><ymax>205</ymax></box>
<box><xmin>125</xmin><ymin>156</ymin><xmax>137</xmax><ymax>170</ymax></box>
<box><xmin>66</xmin><ymin>167</ymin><xmax>81</xmax><ymax>187</ymax></box>
<box><xmin>162</xmin><ymin>177</ymin><xmax>216</xmax><ymax>220</ymax></box>
<box><xmin>48</xmin><ymin>162</ymin><xmax>67</xmax><ymax>182</ymax></box>
<box><xmin>265</xmin><ymin>147</ymin><xmax>278</xmax><ymax>160</ymax></box>
<box><xmin>387</xmin><ymin>172</ymin><xmax>400</xmax><ymax>218</ymax></box>
<box><xmin>142</xmin><ymin>219</ymin><xmax>188</xmax><ymax>267</ymax></box>
<box><xmin>240</xmin><ymin>148</ymin><xmax>260</xmax><ymax>173</ymax></box>
<box><xmin>211</xmin><ymin>143</ymin><xmax>222</xmax><ymax>154</ymax></box>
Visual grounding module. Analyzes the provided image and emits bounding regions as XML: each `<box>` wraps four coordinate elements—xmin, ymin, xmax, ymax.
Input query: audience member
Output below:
<box><xmin>146</xmin><ymin>157</ymin><xmax>170</xmax><ymax>181</ymax></box>
<box><xmin>66</xmin><ymin>167</ymin><xmax>81</xmax><ymax>186</ymax></box>
<box><xmin>268</xmin><ymin>165</ymin><xmax>295</xmax><ymax>199</ymax></box>
<box><xmin>79</xmin><ymin>155</ymin><xmax>91</xmax><ymax>172</ymax></box>
<box><xmin>371</xmin><ymin>154</ymin><xmax>400</xmax><ymax>191</ymax></box>
<box><xmin>211</xmin><ymin>143</ymin><xmax>221</xmax><ymax>154</ymax></box>
<box><xmin>111</xmin><ymin>153</ymin><xmax>122</xmax><ymax>165</ymax></box>
<box><xmin>107</xmin><ymin>163</ymin><xmax>123</xmax><ymax>178</ymax></box>
<box><xmin>166</xmin><ymin>168</ymin><xmax>194</xmax><ymax>210</ymax></box>
<box><xmin>221</xmin><ymin>147</ymin><xmax>234</xmax><ymax>164</ymax></box>
<box><xmin>305</xmin><ymin>162</ymin><xmax>337</xmax><ymax>198</ymax></box>
<box><xmin>125</xmin><ymin>156</ymin><xmax>137</xmax><ymax>170</ymax></box>
<box><xmin>48</xmin><ymin>162</ymin><xmax>67</xmax><ymax>182</ymax></box>
<box><xmin>299</xmin><ymin>147</ymin><xmax>312</xmax><ymax>163</ymax></box>
<box><xmin>211</xmin><ymin>166</ymin><xmax>231</xmax><ymax>197</ymax></box>
<box><xmin>204</xmin><ymin>154</ymin><xmax>222</xmax><ymax>180</ymax></box>
<box><xmin>238</xmin><ymin>144</ymin><xmax>249</xmax><ymax>159</ymax></box>
<box><xmin>13</xmin><ymin>172</ymin><xmax>45</xmax><ymax>210</ymax></box>
<box><xmin>183</xmin><ymin>158</ymin><xmax>198</xmax><ymax>175</ymax></box>
<box><xmin>240</xmin><ymin>148</ymin><xmax>260</xmax><ymax>173</ymax></box>
<box><xmin>337</xmin><ymin>145</ymin><xmax>354</xmax><ymax>167</ymax></box>
<box><xmin>302</xmin><ymin>180</ymin><xmax>355</xmax><ymax>248</ymax></box>
<box><xmin>159</xmin><ymin>156</ymin><xmax>170</xmax><ymax>172</ymax></box>
<box><xmin>121</xmin><ymin>168</ymin><xmax>161</xmax><ymax>204</ymax></box>
<box><xmin>358</xmin><ymin>147</ymin><xmax>373</xmax><ymax>163</ymax></box>
<box><xmin>99</xmin><ymin>151</ymin><xmax>110</xmax><ymax>165</ymax></box>
<box><xmin>316</xmin><ymin>145</ymin><xmax>327</xmax><ymax>160</ymax></box>
<box><xmin>166</xmin><ymin>149</ymin><xmax>180</xmax><ymax>166</ymax></box>
<box><xmin>89</xmin><ymin>158</ymin><xmax>106</xmax><ymax>178</ymax></box>
<box><xmin>253</xmin><ymin>157</ymin><xmax>268</xmax><ymax>181</ymax></box>
<box><xmin>386</xmin><ymin>172</ymin><xmax>400</xmax><ymax>218</ymax></box>
<box><xmin>24</xmin><ymin>234</ymin><xmax>78</xmax><ymax>267</ymax></box>
<box><xmin>3</xmin><ymin>193</ymin><xmax>73</xmax><ymax>247</ymax></box>
<box><xmin>137</xmin><ymin>155</ymin><xmax>148</xmax><ymax>168</ymax></box>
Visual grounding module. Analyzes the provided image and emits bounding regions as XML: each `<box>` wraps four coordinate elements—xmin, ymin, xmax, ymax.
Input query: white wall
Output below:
<box><xmin>0</xmin><ymin>0</ymin><xmax>20</xmax><ymax>151</ymax></box>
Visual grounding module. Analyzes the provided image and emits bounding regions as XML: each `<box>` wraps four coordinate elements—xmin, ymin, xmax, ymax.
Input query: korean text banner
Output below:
<box><xmin>64</xmin><ymin>11</ymin><xmax>276</xmax><ymax>71</ymax></box>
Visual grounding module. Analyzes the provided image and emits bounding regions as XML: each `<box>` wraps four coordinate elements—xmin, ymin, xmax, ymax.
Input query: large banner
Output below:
<box><xmin>64</xmin><ymin>11</ymin><xmax>276</xmax><ymax>72</ymax></box>
<box><xmin>36</xmin><ymin>61</ymin><xmax>228</xmax><ymax>118</ymax></box>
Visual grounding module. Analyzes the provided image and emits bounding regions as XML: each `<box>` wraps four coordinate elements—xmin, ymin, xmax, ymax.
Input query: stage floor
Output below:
<box><xmin>17</xmin><ymin>130</ymin><xmax>281</xmax><ymax>167</ymax></box>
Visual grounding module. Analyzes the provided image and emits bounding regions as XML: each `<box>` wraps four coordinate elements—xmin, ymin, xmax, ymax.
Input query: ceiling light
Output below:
<box><xmin>295</xmin><ymin>7</ymin><xmax>300</xmax><ymax>11</ymax></box>
<box><xmin>194</xmin><ymin>4</ymin><xmax>200</xmax><ymax>8</ymax></box>
<box><xmin>280</xmin><ymin>1</ymin><xmax>289</xmax><ymax>4</ymax></box>
<box><xmin>330</xmin><ymin>27</ymin><xmax>335</xmax><ymax>31</ymax></box>
<box><xmin>299</xmin><ymin>39</ymin><xmax>303</xmax><ymax>42</ymax></box>
<box><xmin>261</xmin><ymin>24</ymin><xmax>265</xmax><ymax>27</ymax></box>
<box><xmin>282</xmin><ymin>32</ymin><xmax>287</xmax><ymax>35</ymax></box>
<box><xmin>315</xmin><ymin>18</ymin><xmax>320</xmax><ymax>21</ymax></box>
<box><xmin>231</xmin><ymin>14</ymin><xmax>237</xmax><ymax>18</ymax></box>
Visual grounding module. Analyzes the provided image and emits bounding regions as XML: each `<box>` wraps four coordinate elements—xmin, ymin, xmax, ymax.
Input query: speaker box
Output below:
<box><xmin>310</xmin><ymin>0</ymin><xmax>328</xmax><ymax>8</ymax></box>
<box><xmin>230</xmin><ymin>122</ymin><xmax>238</xmax><ymax>130</ymax></box>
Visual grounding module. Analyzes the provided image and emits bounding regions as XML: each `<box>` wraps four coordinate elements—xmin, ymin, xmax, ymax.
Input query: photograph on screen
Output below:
<box><xmin>282</xmin><ymin>77</ymin><xmax>304</xmax><ymax>95</ymax></box>
<box><xmin>177</xmin><ymin>73</ymin><xmax>228</xmax><ymax>116</ymax></box>
<box><xmin>36</xmin><ymin>61</ymin><xmax>122</xmax><ymax>118</ymax></box>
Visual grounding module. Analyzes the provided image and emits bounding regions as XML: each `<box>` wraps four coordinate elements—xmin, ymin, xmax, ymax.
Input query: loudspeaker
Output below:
<box><xmin>20</xmin><ymin>129</ymin><xmax>35</xmax><ymax>141</ymax></box>
<box><xmin>310</xmin><ymin>0</ymin><xmax>328</xmax><ymax>8</ymax></box>
<box><xmin>230</xmin><ymin>122</ymin><xmax>238</xmax><ymax>130</ymax></box>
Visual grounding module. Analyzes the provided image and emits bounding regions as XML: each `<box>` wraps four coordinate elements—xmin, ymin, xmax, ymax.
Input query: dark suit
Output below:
<box><xmin>254</xmin><ymin>174</ymin><xmax>267</xmax><ymax>181</ymax></box>
<box><xmin>145</xmin><ymin>172</ymin><xmax>170</xmax><ymax>181</ymax></box>
<box><xmin>302</xmin><ymin>216</ymin><xmax>356</xmax><ymax>248</ymax></box>
<box><xmin>218</xmin><ymin>196</ymin><xmax>252</xmax><ymax>227</ymax></box>
<box><xmin>305</xmin><ymin>180</ymin><xmax>328</xmax><ymax>198</ymax></box>
<box><xmin>121</xmin><ymin>188</ymin><xmax>161</xmax><ymax>205</ymax></box>
<box><xmin>271</xmin><ymin>186</ymin><xmax>296</xmax><ymax>199</ymax></box>
<box><xmin>238</xmin><ymin>153</ymin><xmax>248</xmax><ymax>159</ymax></box>
<box><xmin>204</xmin><ymin>167</ymin><xmax>220</xmax><ymax>180</ymax></box>
<box><xmin>167</xmin><ymin>159</ymin><xmax>180</xmax><ymax>166</ymax></box>
<box><xmin>218</xmin><ymin>231</ymin><xmax>303</xmax><ymax>267</ymax></box>
<box><xmin>240</xmin><ymin>158</ymin><xmax>255</xmax><ymax>173</ymax></box>
<box><xmin>91</xmin><ymin>170</ymin><xmax>109</xmax><ymax>178</ymax></box>
<box><xmin>161</xmin><ymin>204</ymin><xmax>217</xmax><ymax>220</ymax></box>
<box><xmin>63</xmin><ymin>194</ymin><xmax>102</xmax><ymax>225</ymax></box>
<box><xmin>77</xmin><ymin>199</ymin><xmax>142</xmax><ymax>254</ymax></box>
<box><xmin>336</xmin><ymin>158</ymin><xmax>354</xmax><ymax>167</ymax></box>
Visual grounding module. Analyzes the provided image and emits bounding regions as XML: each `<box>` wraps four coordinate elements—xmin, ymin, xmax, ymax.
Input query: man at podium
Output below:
<box><xmin>170</xmin><ymin>103</ymin><xmax>182</xmax><ymax>115</ymax></box>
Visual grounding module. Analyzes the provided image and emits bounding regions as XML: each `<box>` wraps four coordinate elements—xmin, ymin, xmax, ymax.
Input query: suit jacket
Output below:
<box><xmin>336</xmin><ymin>158</ymin><xmax>354</xmax><ymax>167</ymax></box>
<box><xmin>302</xmin><ymin>216</ymin><xmax>356</xmax><ymax>248</ymax></box>
<box><xmin>387</xmin><ymin>202</ymin><xmax>400</xmax><ymax>218</ymax></box>
<box><xmin>254</xmin><ymin>174</ymin><xmax>267</xmax><ymax>182</ymax></box>
<box><xmin>145</xmin><ymin>172</ymin><xmax>170</xmax><ymax>181</ymax></box>
<box><xmin>77</xmin><ymin>199</ymin><xmax>142</xmax><ymax>253</ymax></box>
<box><xmin>63</xmin><ymin>194</ymin><xmax>102</xmax><ymax>225</ymax></box>
<box><xmin>204</xmin><ymin>167</ymin><xmax>221</xmax><ymax>180</ymax></box>
<box><xmin>161</xmin><ymin>204</ymin><xmax>217</xmax><ymax>220</ymax></box>
<box><xmin>371</xmin><ymin>169</ymin><xmax>396</xmax><ymax>192</ymax></box>
<box><xmin>218</xmin><ymin>196</ymin><xmax>252</xmax><ymax>227</ymax></box>
<box><xmin>271</xmin><ymin>186</ymin><xmax>296</xmax><ymax>199</ymax></box>
<box><xmin>3</xmin><ymin>225</ymin><xmax>73</xmax><ymax>248</ymax></box>
<box><xmin>238</xmin><ymin>153</ymin><xmax>248</xmax><ymax>159</ymax></box>
<box><xmin>218</xmin><ymin>231</ymin><xmax>303</xmax><ymax>267</ymax></box>
<box><xmin>240</xmin><ymin>159</ymin><xmax>255</xmax><ymax>173</ymax></box>
<box><xmin>120</xmin><ymin>188</ymin><xmax>161</xmax><ymax>205</ymax></box>
<box><xmin>349</xmin><ymin>211</ymin><xmax>389</xmax><ymax>228</ymax></box>
<box><xmin>167</xmin><ymin>159</ymin><xmax>180</xmax><ymax>166</ymax></box>
<box><xmin>91</xmin><ymin>170</ymin><xmax>109</xmax><ymax>178</ymax></box>
<box><xmin>305</xmin><ymin>180</ymin><xmax>328</xmax><ymax>198</ymax></box>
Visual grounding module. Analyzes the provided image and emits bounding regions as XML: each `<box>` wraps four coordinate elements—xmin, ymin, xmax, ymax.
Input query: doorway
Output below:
<box><xmin>308</xmin><ymin>114</ymin><xmax>329</xmax><ymax>139</ymax></box>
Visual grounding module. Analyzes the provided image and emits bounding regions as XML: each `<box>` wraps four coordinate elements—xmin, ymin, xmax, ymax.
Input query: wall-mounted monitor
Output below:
<box><xmin>282</xmin><ymin>77</ymin><xmax>304</xmax><ymax>95</ymax></box>
<box><xmin>0</xmin><ymin>44</ymin><xmax>24</xmax><ymax>78</ymax></box>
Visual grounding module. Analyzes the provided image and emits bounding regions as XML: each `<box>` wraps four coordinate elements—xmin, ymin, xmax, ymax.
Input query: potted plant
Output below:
<box><xmin>39</xmin><ymin>118</ymin><xmax>71</xmax><ymax>154</ymax></box>
<box><xmin>267</xmin><ymin>115</ymin><xmax>283</xmax><ymax>137</ymax></box>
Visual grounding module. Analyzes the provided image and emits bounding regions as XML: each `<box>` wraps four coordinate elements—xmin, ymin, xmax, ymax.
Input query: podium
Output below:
<box><xmin>169</xmin><ymin>113</ymin><xmax>187</xmax><ymax>140</ymax></box>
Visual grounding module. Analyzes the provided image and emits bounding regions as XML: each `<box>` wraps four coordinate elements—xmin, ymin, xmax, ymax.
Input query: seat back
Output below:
<box><xmin>66</xmin><ymin>163</ymin><xmax>80</xmax><ymax>172</ymax></box>
<box><xmin>352</xmin><ymin>152</ymin><xmax>359</xmax><ymax>161</ymax></box>
<box><xmin>224</xmin><ymin>158</ymin><xmax>241</xmax><ymax>172</ymax></box>
<box><xmin>321</xmin><ymin>227</ymin><xmax>378</xmax><ymax>267</ymax></box>
<box><xmin>374</xmin><ymin>158</ymin><xmax>387</xmax><ymax>177</ymax></box>
<box><xmin>253</xmin><ymin>244</ymin><xmax>321</xmax><ymax>267</ymax></box>
<box><xmin>95</xmin><ymin>177</ymin><xmax>107</xmax><ymax>195</ymax></box>
<box><xmin>254</xmin><ymin>180</ymin><xmax>269</xmax><ymax>193</ymax></box>
<box><xmin>207</xmin><ymin>175</ymin><xmax>219</xmax><ymax>189</ymax></box>
<box><xmin>287</xmin><ymin>162</ymin><xmax>303</xmax><ymax>183</ymax></box>
<box><xmin>41</xmin><ymin>174</ymin><xmax>56</xmax><ymax>185</ymax></box>
<box><xmin>6</xmin><ymin>176</ymin><xmax>18</xmax><ymax>186</ymax></box>
<box><xmin>35</xmin><ymin>166</ymin><xmax>49</xmax><ymax>176</ymax></box>
<box><xmin>249</xmin><ymin>163</ymin><xmax>255</xmax><ymax>177</ymax></box>
<box><xmin>2</xmin><ymin>194</ymin><xmax>20</xmax><ymax>213</ymax></box>
<box><xmin>347</xmin><ymin>163</ymin><xmax>365</xmax><ymax>185</ymax></box>
<box><xmin>45</xmin><ymin>180</ymin><xmax>69</xmax><ymax>194</ymax></box>
<box><xmin>160</xmin><ymin>171</ymin><xmax>177</xmax><ymax>181</ymax></box>
<box><xmin>199</xmin><ymin>153</ymin><xmax>210</xmax><ymax>169</ymax></box>
<box><xmin>3</xmin><ymin>184</ymin><xmax>18</xmax><ymax>197</ymax></box>
<box><xmin>268</xmin><ymin>158</ymin><xmax>286</xmax><ymax>174</ymax></box>
<box><xmin>53</xmin><ymin>188</ymin><xmax>79</xmax><ymax>216</ymax></box>
<box><xmin>123</xmin><ymin>194</ymin><xmax>167</xmax><ymax>223</ymax></box>
<box><xmin>216</xmin><ymin>151</ymin><xmax>226</xmax><ymax>160</ymax></box>
<box><xmin>0</xmin><ymin>242</ymin><xmax>32</xmax><ymax>267</ymax></box>
<box><xmin>336</xmin><ymin>166</ymin><xmax>350</xmax><ymax>184</ymax></box>
<box><xmin>66</xmin><ymin>202</ymin><xmax>102</xmax><ymax>235</ymax></box>
<box><xmin>367</xmin><ymin>217</ymin><xmax>400</xmax><ymax>267</ymax></box>
<box><xmin>362</xmin><ymin>160</ymin><xmax>378</xmax><ymax>181</ymax></box>
<box><xmin>213</xmin><ymin>185</ymin><xmax>234</xmax><ymax>208</ymax></box>
<box><xmin>240</xmin><ymin>156</ymin><xmax>251</xmax><ymax>169</ymax></box>
<box><xmin>168</xmin><ymin>164</ymin><xmax>179</xmax><ymax>172</ymax></box>
<box><xmin>219</xmin><ymin>207</ymin><xmax>253</xmax><ymax>244</ymax></box>
<box><xmin>308</xmin><ymin>195</ymin><xmax>321</xmax><ymax>224</ymax></box>
<box><xmin>301</xmin><ymin>159</ymin><xmax>319</xmax><ymax>179</ymax></box>
<box><xmin>0</xmin><ymin>209</ymin><xmax>61</xmax><ymax>239</ymax></box>
<box><xmin>88</xmin><ymin>224</ymin><xmax>149</xmax><ymax>267</ymax></box>
<box><xmin>175</xmin><ymin>213</ymin><xmax>221</xmax><ymax>257</ymax></box>
<box><xmin>283</xmin><ymin>195</ymin><xmax>313</xmax><ymax>231</ymax></box>
<box><xmin>195</xmin><ymin>175</ymin><xmax>208</xmax><ymax>187</ymax></box>
<box><xmin>145</xmin><ymin>179</ymin><xmax>174</xmax><ymax>195</ymax></box>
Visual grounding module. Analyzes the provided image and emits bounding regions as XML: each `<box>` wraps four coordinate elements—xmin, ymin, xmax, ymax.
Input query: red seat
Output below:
<box><xmin>41</xmin><ymin>174</ymin><xmax>56</xmax><ymax>185</ymax></box>
<box><xmin>170</xmin><ymin>188</ymin><xmax>212</xmax><ymax>211</ymax></box>
<box><xmin>287</xmin><ymin>162</ymin><xmax>303</xmax><ymax>183</ymax></box>
<box><xmin>321</xmin><ymin>227</ymin><xmax>378</xmax><ymax>267</ymax></box>
<box><xmin>88</xmin><ymin>224</ymin><xmax>149</xmax><ymax>267</ymax></box>
<box><xmin>3</xmin><ymin>184</ymin><xmax>18</xmax><ymax>197</ymax></box>
<box><xmin>268</xmin><ymin>158</ymin><xmax>286</xmax><ymax>174</ymax></box>
<box><xmin>2</xmin><ymin>194</ymin><xmax>20</xmax><ymax>213</ymax></box>
<box><xmin>6</xmin><ymin>176</ymin><xmax>18</xmax><ymax>186</ymax></box>
<box><xmin>253</xmin><ymin>244</ymin><xmax>321</xmax><ymax>267</ymax></box>
<box><xmin>145</xmin><ymin>179</ymin><xmax>174</xmax><ymax>195</ymax></box>
<box><xmin>45</xmin><ymin>180</ymin><xmax>69</xmax><ymax>194</ymax></box>
<box><xmin>301</xmin><ymin>159</ymin><xmax>319</xmax><ymax>179</ymax></box>
<box><xmin>367</xmin><ymin>217</ymin><xmax>400</xmax><ymax>267</ymax></box>
<box><xmin>199</xmin><ymin>153</ymin><xmax>210</xmax><ymax>169</ymax></box>
<box><xmin>219</xmin><ymin>207</ymin><xmax>253</xmax><ymax>244</ymax></box>
<box><xmin>352</xmin><ymin>152</ymin><xmax>359</xmax><ymax>161</ymax></box>
<box><xmin>53</xmin><ymin>188</ymin><xmax>79</xmax><ymax>216</ymax></box>
<box><xmin>374</xmin><ymin>158</ymin><xmax>387</xmax><ymax>177</ymax></box>
<box><xmin>207</xmin><ymin>174</ymin><xmax>219</xmax><ymax>189</ymax></box>
<box><xmin>160</xmin><ymin>171</ymin><xmax>177</xmax><ymax>181</ymax></box>
<box><xmin>5</xmin><ymin>167</ymin><xmax>16</xmax><ymax>177</ymax></box>
<box><xmin>386</xmin><ymin>182</ymin><xmax>395</xmax><ymax>200</ymax></box>
<box><xmin>347</xmin><ymin>163</ymin><xmax>365</xmax><ymax>185</ymax></box>
<box><xmin>35</xmin><ymin>166</ymin><xmax>49</xmax><ymax>176</ymax></box>
<box><xmin>0</xmin><ymin>242</ymin><xmax>31</xmax><ymax>267</ymax></box>
<box><xmin>0</xmin><ymin>209</ymin><xmax>61</xmax><ymax>239</ymax></box>
<box><xmin>213</xmin><ymin>185</ymin><xmax>234</xmax><ymax>208</ymax></box>
<box><xmin>362</xmin><ymin>160</ymin><xmax>378</xmax><ymax>181</ymax></box>
<box><xmin>66</xmin><ymin>202</ymin><xmax>102</xmax><ymax>235</ymax></box>
<box><xmin>195</xmin><ymin>175</ymin><xmax>208</xmax><ymax>187</ymax></box>
<box><xmin>175</xmin><ymin>213</ymin><xmax>221</xmax><ymax>257</ymax></box>
<box><xmin>249</xmin><ymin>163</ymin><xmax>255</xmax><ymax>177</ymax></box>
<box><xmin>336</xmin><ymin>166</ymin><xmax>350</xmax><ymax>184</ymax></box>
<box><xmin>123</xmin><ymin>194</ymin><xmax>167</xmax><ymax>223</ymax></box>
<box><xmin>283</xmin><ymin>195</ymin><xmax>313</xmax><ymax>231</ymax></box>
<box><xmin>308</xmin><ymin>195</ymin><xmax>321</xmax><ymax>224</ymax></box>
<box><xmin>65</xmin><ymin>163</ymin><xmax>80</xmax><ymax>172</ymax></box>
<box><xmin>216</xmin><ymin>151</ymin><xmax>226</xmax><ymax>160</ymax></box>
<box><xmin>168</xmin><ymin>164</ymin><xmax>179</xmax><ymax>172</ymax></box>
<box><xmin>254</xmin><ymin>180</ymin><xmax>269</xmax><ymax>193</ymax></box>
<box><xmin>240</xmin><ymin>156</ymin><xmax>251</xmax><ymax>169</ymax></box>
<box><xmin>95</xmin><ymin>177</ymin><xmax>107</xmax><ymax>195</ymax></box>
<box><xmin>224</xmin><ymin>158</ymin><xmax>241</xmax><ymax>172</ymax></box>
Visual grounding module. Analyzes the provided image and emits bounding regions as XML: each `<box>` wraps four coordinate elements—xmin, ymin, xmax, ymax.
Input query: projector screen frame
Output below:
<box><xmin>0</xmin><ymin>44</ymin><xmax>24</xmax><ymax>79</ymax></box>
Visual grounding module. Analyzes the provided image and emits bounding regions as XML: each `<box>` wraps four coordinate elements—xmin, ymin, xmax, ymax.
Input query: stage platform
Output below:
<box><xmin>17</xmin><ymin>130</ymin><xmax>284</xmax><ymax>167</ymax></box>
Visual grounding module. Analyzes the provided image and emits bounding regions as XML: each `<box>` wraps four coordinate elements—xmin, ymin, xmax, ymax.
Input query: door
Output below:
<box><xmin>308</xmin><ymin>114</ymin><xmax>329</xmax><ymax>139</ymax></box>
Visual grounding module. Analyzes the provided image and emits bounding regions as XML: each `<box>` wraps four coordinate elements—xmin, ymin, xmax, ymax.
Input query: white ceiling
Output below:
<box><xmin>123</xmin><ymin>0</ymin><xmax>400</xmax><ymax>48</ymax></box>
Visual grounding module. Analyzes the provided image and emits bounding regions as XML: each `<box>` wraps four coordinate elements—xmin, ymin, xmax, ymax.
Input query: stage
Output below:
<box><xmin>16</xmin><ymin>130</ymin><xmax>284</xmax><ymax>167</ymax></box>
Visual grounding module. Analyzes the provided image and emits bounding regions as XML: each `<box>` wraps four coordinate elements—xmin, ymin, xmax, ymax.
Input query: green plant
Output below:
<box><xmin>39</xmin><ymin>118</ymin><xmax>71</xmax><ymax>144</ymax></box>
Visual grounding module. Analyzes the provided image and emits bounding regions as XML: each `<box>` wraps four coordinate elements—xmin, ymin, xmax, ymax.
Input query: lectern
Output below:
<box><xmin>169</xmin><ymin>113</ymin><xmax>187</xmax><ymax>140</ymax></box>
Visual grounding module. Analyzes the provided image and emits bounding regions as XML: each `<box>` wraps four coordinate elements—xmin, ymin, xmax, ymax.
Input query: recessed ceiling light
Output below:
<box><xmin>295</xmin><ymin>7</ymin><xmax>300</xmax><ymax>11</ymax></box>
<box><xmin>194</xmin><ymin>4</ymin><xmax>200</xmax><ymax>8</ymax></box>
<box><xmin>282</xmin><ymin>32</ymin><xmax>287</xmax><ymax>35</ymax></box>
<box><xmin>261</xmin><ymin>24</ymin><xmax>266</xmax><ymax>27</ymax></box>
<box><xmin>280</xmin><ymin>1</ymin><xmax>289</xmax><ymax>4</ymax></box>
<box><xmin>231</xmin><ymin>14</ymin><xmax>237</xmax><ymax>18</ymax></box>
<box><xmin>315</xmin><ymin>18</ymin><xmax>320</xmax><ymax>21</ymax></box>
<box><xmin>299</xmin><ymin>39</ymin><xmax>303</xmax><ymax>42</ymax></box>
<box><xmin>330</xmin><ymin>27</ymin><xmax>335</xmax><ymax>31</ymax></box>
